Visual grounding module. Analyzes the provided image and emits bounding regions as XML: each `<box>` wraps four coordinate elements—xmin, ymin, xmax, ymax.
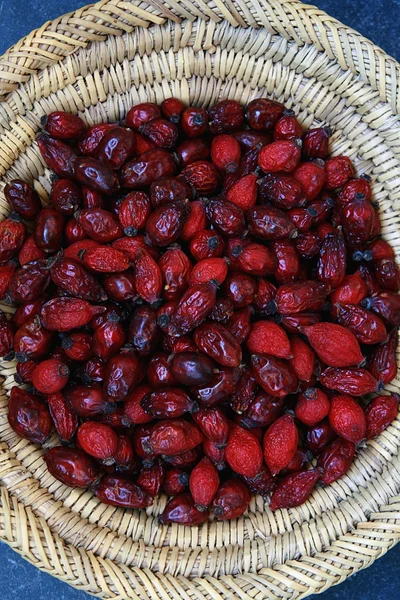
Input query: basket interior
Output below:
<box><xmin>0</xmin><ymin>3</ymin><xmax>400</xmax><ymax>598</ymax></box>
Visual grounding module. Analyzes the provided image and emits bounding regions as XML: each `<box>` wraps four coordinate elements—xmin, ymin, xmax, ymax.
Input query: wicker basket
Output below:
<box><xmin>0</xmin><ymin>1</ymin><xmax>399</xmax><ymax>598</ymax></box>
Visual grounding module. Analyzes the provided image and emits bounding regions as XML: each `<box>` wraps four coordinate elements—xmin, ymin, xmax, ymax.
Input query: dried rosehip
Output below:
<box><xmin>258</xmin><ymin>139</ymin><xmax>301</xmax><ymax>173</ymax></box>
<box><xmin>306</xmin><ymin>419</ymin><xmax>336</xmax><ymax>453</ymax></box>
<box><xmin>303</xmin><ymin>127</ymin><xmax>331</xmax><ymax>158</ymax></box>
<box><xmin>32</xmin><ymin>358</ymin><xmax>69</xmax><ymax>394</ymax></box>
<box><xmin>194</xmin><ymin>322</ymin><xmax>242</xmax><ymax>367</ymax></box>
<box><xmin>374</xmin><ymin>258</ymin><xmax>400</xmax><ymax>291</ymax></box>
<box><xmin>175</xmin><ymin>137</ymin><xmax>210</xmax><ymax>166</ymax></box>
<box><xmin>321</xmin><ymin>367</ymin><xmax>379</xmax><ymax>396</ymax></box>
<box><xmin>189</xmin><ymin>457</ymin><xmax>219</xmax><ymax>510</ymax></box>
<box><xmin>295</xmin><ymin>388</ymin><xmax>330</xmax><ymax>426</ymax></box>
<box><xmin>246</xmin><ymin>98</ymin><xmax>284</xmax><ymax>131</ymax></box>
<box><xmin>5</xmin><ymin>179</ymin><xmax>42</xmax><ymax>219</ymax></box>
<box><xmin>274</xmin><ymin>113</ymin><xmax>302</xmax><ymax>141</ymax></box>
<box><xmin>335</xmin><ymin>304</ymin><xmax>387</xmax><ymax>345</ymax></box>
<box><xmin>191</xmin><ymin>366</ymin><xmax>241</xmax><ymax>408</ymax></box>
<box><xmin>50</xmin><ymin>257</ymin><xmax>107</xmax><ymax>302</ymax></box>
<box><xmin>44</xmin><ymin>447</ymin><xmax>99</xmax><ymax>487</ymax></box>
<box><xmin>329</xmin><ymin>395</ymin><xmax>366</xmax><ymax>442</ymax></box>
<box><xmin>247</xmin><ymin>205</ymin><xmax>297</xmax><ymax>240</ymax></box>
<box><xmin>136</xmin><ymin>460</ymin><xmax>165</xmax><ymax>496</ymax></box>
<box><xmin>368</xmin><ymin>328</ymin><xmax>398</xmax><ymax>384</ymax></box>
<box><xmin>18</xmin><ymin>235</ymin><xmax>46</xmax><ymax>266</ymax></box>
<box><xmin>325</xmin><ymin>155</ymin><xmax>354</xmax><ymax>189</ymax></box>
<box><xmin>243</xmin><ymin>393</ymin><xmax>284</xmax><ymax>428</ymax></box>
<box><xmin>180</xmin><ymin>161</ymin><xmax>219</xmax><ymax>195</ymax></box>
<box><xmin>317</xmin><ymin>231</ymin><xmax>346</xmax><ymax>287</ymax></box>
<box><xmin>227</xmin><ymin>306</ymin><xmax>253</xmax><ymax>343</ymax></box>
<box><xmin>37</xmin><ymin>134</ymin><xmax>77</xmax><ymax>179</ymax></box>
<box><xmin>293</xmin><ymin>160</ymin><xmax>326</xmax><ymax>201</ymax></box>
<box><xmin>303</xmin><ymin>323</ymin><xmax>363</xmax><ymax>367</ymax></box>
<box><xmin>8</xmin><ymin>386</ymin><xmax>52</xmax><ymax>443</ymax></box>
<box><xmin>121</xmin><ymin>148</ymin><xmax>176</xmax><ymax>189</ymax></box>
<box><xmin>365</xmin><ymin>394</ymin><xmax>399</xmax><ymax>439</ymax></box>
<box><xmin>160</xmin><ymin>492</ymin><xmax>209</xmax><ymax>524</ymax></box>
<box><xmin>246</xmin><ymin>320</ymin><xmax>291</xmax><ymax>359</ymax></box>
<box><xmin>93</xmin><ymin>476</ymin><xmax>152</xmax><ymax>508</ymax></box>
<box><xmin>40</xmin><ymin>297</ymin><xmax>105</xmax><ymax>332</ymax></box>
<box><xmin>145</xmin><ymin>201</ymin><xmax>189</xmax><ymax>246</ymax></box>
<box><xmin>168</xmin><ymin>281</ymin><xmax>217</xmax><ymax>336</ymax></box>
<box><xmin>104</xmin><ymin>271</ymin><xmax>136</xmax><ymax>302</ymax></box>
<box><xmin>330</xmin><ymin>271</ymin><xmax>368</xmax><ymax>306</ymax></box>
<box><xmin>209</xmin><ymin>100</ymin><xmax>244</xmax><ymax>133</ymax></box>
<box><xmin>150</xmin><ymin>176</ymin><xmax>193</xmax><ymax>209</ymax></box>
<box><xmin>212</xmin><ymin>478</ymin><xmax>251</xmax><ymax>519</ymax></box>
<box><xmin>134</xmin><ymin>250</ymin><xmax>162</xmax><ymax>303</ymax></box>
<box><xmin>269</xmin><ymin>469</ymin><xmax>320</xmax><ymax>510</ymax></box>
<box><xmin>149</xmin><ymin>419</ymin><xmax>203</xmax><ymax>455</ymax></box>
<box><xmin>170</xmin><ymin>352</ymin><xmax>215</xmax><ymax>386</ymax></box>
<box><xmin>83</xmin><ymin>246</ymin><xmax>130</xmax><ymax>273</ymax></box>
<box><xmin>141</xmin><ymin>388</ymin><xmax>196</xmax><ymax>419</ymax></box>
<box><xmin>341</xmin><ymin>195</ymin><xmax>377</xmax><ymax>246</ymax></box>
<box><xmin>50</xmin><ymin>178</ymin><xmax>82</xmax><ymax>216</ymax></box>
<box><xmin>226</xmin><ymin>424</ymin><xmax>263</xmax><ymax>478</ymax></box>
<box><xmin>48</xmin><ymin>392</ymin><xmax>78</xmax><ymax>442</ymax></box>
<box><xmin>189</xmin><ymin>229</ymin><xmax>224</xmax><ymax>261</ymax></box>
<box><xmin>228</xmin><ymin>238</ymin><xmax>276</xmax><ymax>276</ymax></box>
<box><xmin>263</xmin><ymin>414</ymin><xmax>298</xmax><ymax>474</ymax></box>
<box><xmin>366</xmin><ymin>292</ymin><xmax>400</xmax><ymax>326</ymax></box>
<box><xmin>275</xmin><ymin>280</ymin><xmax>329</xmax><ymax>314</ymax></box>
<box><xmin>44</xmin><ymin>111</ymin><xmax>86</xmax><ymax>139</ymax></box>
<box><xmin>317</xmin><ymin>438</ymin><xmax>355</xmax><ymax>485</ymax></box>
<box><xmin>104</xmin><ymin>351</ymin><xmax>141</xmax><ymax>401</ymax></box>
<box><xmin>64</xmin><ymin>384</ymin><xmax>111</xmax><ymax>417</ymax></box>
<box><xmin>77</xmin><ymin>422</ymin><xmax>118</xmax><ymax>463</ymax></box>
<box><xmin>75</xmin><ymin>208</ymin><xmax>122</xmax><ymax>243</ymax></box>
<box><xmin>180</xmin><ymin>106</ymin><xmax>208</xmax><ymax>138</ymax></box>
<box><xmin>117</xmin><ymin>191</ymin><xmax>150</xmax><ymax>235</ymax></box>
<box><xmin>14</xmin><ymin>315</ymin><xmax>54</xmax><ymax>360</ymax></box>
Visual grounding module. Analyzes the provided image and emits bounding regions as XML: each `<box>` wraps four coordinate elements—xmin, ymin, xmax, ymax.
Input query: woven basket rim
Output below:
<box><xmin>0</xmin><ymin>2</ymin><xmax>400</xmax><ymax>599</ymax></box>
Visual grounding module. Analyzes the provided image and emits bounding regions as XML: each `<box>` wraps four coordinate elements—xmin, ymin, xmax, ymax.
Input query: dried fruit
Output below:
<box><xmin>295</xmin><ymin>388</ymin><xmax>330</xmax><ymax>426</ymax></box>
<box><xmin>263</xmin><ymin>414</ymin><xmax>299</xmax><ymax>474</ymax></box>
<box><xmin>329</xmin><ymin>395</ymin><xmax>367</xmax><ymax>442</ymax></box>
<box><xmin>48</xmin><ymin>392</ymin><xmax>78</xmax><ymax>442</ymax></box>
<box><xmin>8</xmin><ymin>386</ymin><xmax>52</xmax><ymax>443</ymax></box>
<box><xmin>40</xmin><ymin>297</ymin><xmax>105</xmax><ymax>332</ymax></box>
<box><xmin>44</xmin><ymin>447</ymin><xmax>99</xmax><ymax>487</ymax></box>
<box><xmin>189</xmin><ymin>457</ymin><xmax>220</xmax><ymax>509</ymax></box>
<box><xmin>93</xmin><ymin>476</ymin><xmax>152</xmax><ymax>508</ymax></box>
<box><xmin>5</xmin><ymin>179</ymin><xmax>42</xmax><ymax>219</ymax></box>
<box><xmin>211</xmin><ymin>478</ymin><xmax>251</xmax><ymax>519</ymax></box>
<box><xmin>365</xmin><ymin>394</ymin><xmax>399</xmax><ymax>439</ymax></box>
<box><xmin>303</xmin><ymin>323</ymin><xmax>363</xmax><ymax>367</ymax></box>
<box><xmin>159</xmin><ymin>493</ymin><xmax>209</xmax><ymax>524</ymax></box>
<box><xmin>251</xmin><ymin>354</ymin><xmax>298</xmax><ymax>397</ymax></box>
<box><xmin>149</xmin><ymin>419</ymin><xmax>203</xmax><ymax>455</ymax></box>
<box><xmin>32</xmin><ymin>358</ymin><xmax>69</xmax><ymax>394</ymax></box>
<box><xmin>246</xmin><ymin>321</ymin><xmax>291</xmax><ymax>358</ymax></box>
<box><xmin>317</xmin><ymin>438</ymin><xmax>355</xmax><ymax>484</ymax></box>
<box><xmin>77</xmin><ymin>421</ymin><xmax>118</xmax><ymax>463</ymax></box>
<box><xmin>269</xmin><ymin>469</ymin><xmax>319</xmax><ymax>510</ymax></box>
<box><xmin>194</xmin><ymin>322</ymin><xmax>242</xmax><ymax>367</ymax></box>
<box><xmin>226</xmin><ymin>424</ymin><xmax>263</xmax><ymax>477</ymax></box>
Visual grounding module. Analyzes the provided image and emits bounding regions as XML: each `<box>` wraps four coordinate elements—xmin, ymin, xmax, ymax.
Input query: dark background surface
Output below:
<box><xmin>0</xmin><ymin>1</ymin><xmax>399</xmax><ymax>599</ymax></box>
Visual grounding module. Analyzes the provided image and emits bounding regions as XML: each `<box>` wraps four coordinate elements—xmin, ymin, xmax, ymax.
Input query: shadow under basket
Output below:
<box><xmin>0</xmin><ymin>1</ymin><xmax>400</xmax><ymax>598</ymax></box>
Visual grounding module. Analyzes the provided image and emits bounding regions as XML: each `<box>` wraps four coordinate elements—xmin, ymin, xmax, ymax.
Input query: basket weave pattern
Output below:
<box><xmin>0</xmin><ymin>1</ymin><xmax>400</xmax><ymax>598</ymax></box>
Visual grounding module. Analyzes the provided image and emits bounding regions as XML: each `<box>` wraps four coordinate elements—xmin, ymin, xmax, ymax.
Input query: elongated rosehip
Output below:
<box><xmin>365</xmin><ymin>395</ymin><xmax>399</xmax><ymax>439</ymax></box>
<box><xmin>225</xmin><ymin>424</ymin><xmax>263</xmax><ymax>478</ymax></box>
<box><xmin>317</xmin><ymin>438</ymin><xmax>355</xmax><ymax>484</ymax></box>
<box><xmin>246</xmin><ymin>321</ymin><xmax>291</xmax><ymax>359</ymax></box>
<box><xmin>40</xmin><ymin>297</ymin><xmax>105</xmax><ymax>332</ymax></box>
<box><xmin>247</xmin><ymin>205</ymin><xmax>297</xmax><ymax>240</ymax></box>
<box><xmin>211</xmin><ymin>134</ymin><xmax>241</xmax><ymax>172</ymax></box>
<box><xmin>317</xmin><ymin>231</ymin><xmax>346</xmax><ymax>287</ymax></box>
<box><xmin>224</xmin><ymin>272</ymin><xmax>256</xmax><ymax>309</ymax></box>
<box><xmin>258</xmin><ymin>139</ymin><xmax>301</xmax><ymax>173</ymax></box>
<box><xmin>295</xmin><ymin>231</ymin><xmax>321</xmax><ymax>259</ymax></box>
<box><xmin>121</xmin><ymin>148</ymin><xmax>176</xmax><ymax>189</ymax></box>
<box><xmin>168</xmin><ymin>281</ymin><xmax>217</xmax><ymax>336</ymax></box>
<box><xmin>192</xmin><ymin>408</ymin><xmax>230</xmax><ymax>446</ymax></box>
<box><xmin>33</xmin><ymin>207</ymin><xmax>64</xmax><ymax>254</ymax></box>
<box><xmin>44</xmin><ymin>111</ymin><xmax>86</xmax><ymax>139</ymax></box>
<box><xmin>92</xmin><ymin>321</ymin><xmax>126</xmax><ymax>360</ymax></box>
<box><xmin>175</xmin><ymin>137</ymin><xmax>210</xmax><ymax>166</ymax></box>
<box><xmin>368</xmin><ymin>328</ymin><xmax>398</xmax><ymax>384</ymax></box>
<box><xmin>122</xmin><ymin>385</ymin><xmax>153</xmax><ymax>425</ymax></box>
<box><xmin>134</xmin><ymin>250</ymin><xmax>162</xmax><ymax>303</ymax></box>
<box><xmin>37</xmin><ymin>134</ymin><xmax>77</xmax><ymax>179</ymax></box>
<box><xmin>335</xmin><ymin>304</ymin><xmax>387</xmax><ymax>345</ymax></box>
<box><xmin>189</xmin><ymin>457</ymin><xmax>220</xmax><ymax>510</ymax></box>
<box><xmin>273</xmin><ymin>240</ymin><xmax>301</xmax><ymax>283</ymax></box>
<box><xmin>48</xmin><ymin>392</ymin><xmax>78</xmax><ymax>442</ymax></box>
<box><xmin>96</xmin><ymin>126</ymin><xmax>136</xmax><ymax>168</ymax></box>
<box><xmin>211</xmin><ymin>479</ymin><xmax>251</xmax><ymax>520</ymax></box>
<box><xmin>206</xmin><ymin>198</ymin><xmax>245</xmax><ymax>237</ymax></box>
<box><xmin>8</xmin><ymin>386</ymin><xmax>52</xmax><ymax>443</ymax></box>
<box><xmin>77</xmin><ymin>422</ymin><xmax>118</xmax><ymax>463</ymax></box>
<box><xmin>329</xmin><ymin>395</ymin><xmax>366</xmax><ymax>442</ymax></box>
<box><xmin>194</xmin><ymin>322</ymin><xmax>242</xmax><ymax>367</ymax></box>
<box><xmin>289</xmin><ymin>336</ymin><xmax>315</xmax><ymax>382</ymax></box>
<box><xmin>8</xmin><ymin>259</ymin><xmax>50</xmax><ymax>304</ymax></box>
<box><xmin>159</xmin><ymin>493</ymin><xmax>209</xmax><ymax>524</ymax></box>
<box><xmin>269</xmin><ymin>469</ymin><xmax>320</xmax><ymax>510</ymax></box>
<box><xmin>44</xmin><ymin>447</ymin><xmax>99</xmax><ymax>487</ymax></box>
<box><xmin>149</xmin><ymin>419</ymin><xmax>203</xmax><ymax>455</ymax></box>
<box><xmin>136</xmin><ymin>460</ymin><xmax>165</xmax><ymax>497</ymax></box>
<box><xmin>64</xmin><ymin>384</ymin><xmax>112</xmax><ymax>417</ymax></box>
<box><xmin>202</xmin><ymin>439</ymin><xmax>226</xmax><ymax>470</ymax></box>
<box><xmin>5</xmin><ymin>179</ymin><xmax>42</xmax><ymax>219</ymax></box>
<box><xmin>145</xmin><ymin>200</ymin><xmax>189</xmax><ymax>246</ymax></box>
<box><xmin>341</xmin><ymin>195</ymin><xmax>377</xmax><ymax>246</ymax></box>
<box><xmin>263</xmin><ymin>414</ymin><xmax>299</xmax><ymax>474</ymax></box>
<box><xmin>303</xmin><ymin>323</ymin><xmax>363</xmax><ymax>367</ymax></box>
<box><xmin>113</xmin><ymin>434</ymin><xmax>134</xmax><ymax>470</ymax></box>
<box><xmin>321</xmin><ymin>367</ymin><xmax>379</xmax><ymax>396</ymax></box>
<box><xmin>330</xmin><ymin>271</ymin><xmax>368</xmax><ymax>305</ymax></box>
<box><xmin>228</xmin><ymin>307</ymin><xmax>252</xmax><ymax>343</ymax></box>
<box><xmin>75</xmin><ymin>208</ymin><xmax>122</xmax><ymax>243</ymax></box>
<box><xmin>251</xmin><ymin>354</ymin><xmax>298</xmax><ymax>397</ymax></box>
<box><xmin>129</xmin><ymin>305</ymin><xmax>158</xmax><ymax>355</ymax></box>
<box><xmin>275</xmin><ymin>281</ymin><xmax>329</xmax><ymax>314</ymax></box>
<box><xmin>209</xmin><ymin>100</ymin><xmax>244</xmax><ymax>133</ymax></box>
<box><xmin>189</xmin><ymin>257</ymin><xmax>228</xmax><ymax>286</ymax></box>
<box><xmin>170</xmin><ymin>352</ymin><xmax>215</xmax><ymax>386</ymax></box>
<box><xmin>141</xmin><ymin>388</ymin><xmax>197</xmax><ymax>419</ymax></box>
<box><xmin>147</xmin><ymin>352</ymin><xmax>176</xmax><ymax>388</ymax></box>
<box><xmin>228</xmin><ymin>239</ymin><xmax>276</xmax><ymax>276</ymax></box>
<box><xmin>191</xmin><ymin>367</ymin><xmax>241</xmax><ymax>408</ymax></box>
<box><xmin>51</xmin><ymin>257</ymin><xmax>107</xmax><ymax>302</ymax></box>
<box><xmin>365</xmin><ymin>292</ymin><xmax>400</xmax><ymax>326</ymax></box>
<box><xmin>104</xmin><ymin>351</ymin><xmax>141</xmax><ymax>401</ymax></box>
<box><xmin>180</xmin><ymin>161</ymin><xmax>219</xmax><ymax>195</ymax></box>
<box><xmin>93</xmin><ymin>476</ymin><xmax>152</xmax><ymax>508</ymax></box>
<box><xmin>117</xmin><ymin>191</ymin><xmax>150</xmax><ymax>235</ymax></box>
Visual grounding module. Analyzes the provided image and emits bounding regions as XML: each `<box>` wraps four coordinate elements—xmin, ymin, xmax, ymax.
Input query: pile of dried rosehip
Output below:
<box><xmin>0</xmin><ymin>96</ymin><xmax>399</xmax><ymax>524</ymax></box>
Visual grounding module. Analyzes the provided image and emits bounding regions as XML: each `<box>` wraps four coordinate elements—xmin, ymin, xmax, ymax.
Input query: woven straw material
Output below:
<box><xmin>0</xmin><ymin>1</ymin><xmax>400</xmax><ymax>598</ymax></box>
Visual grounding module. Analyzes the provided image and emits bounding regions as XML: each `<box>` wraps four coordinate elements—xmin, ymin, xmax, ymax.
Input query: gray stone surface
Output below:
<box><xmin>0</xmin><ymin>1</ymin><xmax>398</xmax><ymax>598</ymax></box>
